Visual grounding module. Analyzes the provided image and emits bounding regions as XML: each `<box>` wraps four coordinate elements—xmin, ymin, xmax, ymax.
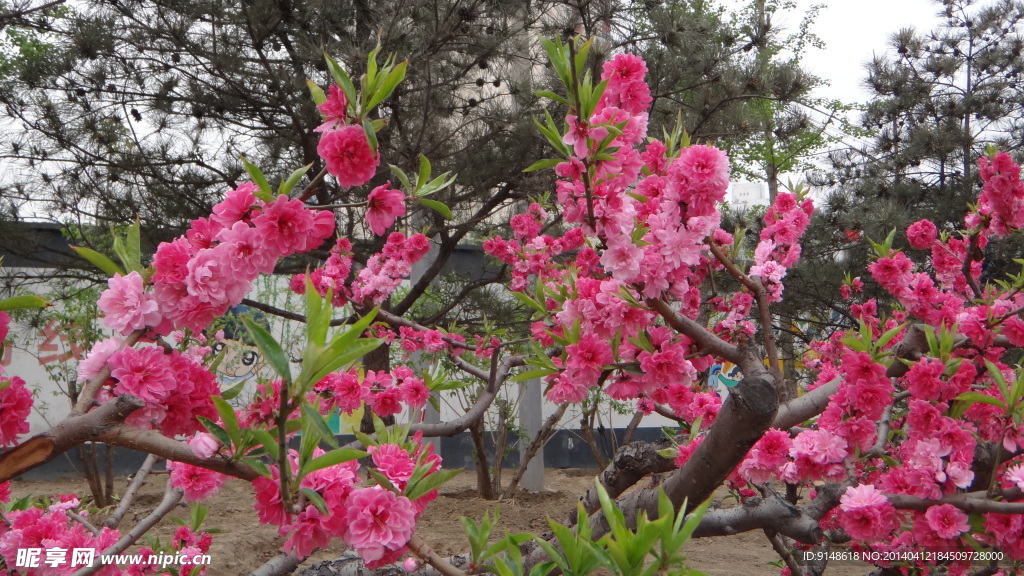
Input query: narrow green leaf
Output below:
<box><xmin>405</xmin><ymin>468</ymin><xmax>460</xmax><ymax>501</ymax></box>
<box><xmin>126</xmin><ymin>218</ymin><xmax>142</xmax><ymax>272</ymax></box>
<box><xmin>367</xmin><ymin>468</ymin><xmax>400</xmax><ymax>494</ymax></box>
<box><xmin>301</xmin><ymin>402</ymin><xmax>339</xmax><ymax>449</ymax></box>
<box><xmin>366</xmin><ymin>60</ymin><xmax>407</xmax><ymax>111</ymax></box>
<box><xmin>212</xmin><ymin>396</ymin><xmax>242</xmax><ymax>449</ymax></box>
<box><xmin>300</xmin><ymin>487</ymin><xmax>329</xmax><ymax>515</ymax></box>
<box><xmin>69</xmin><ymin>246</ymin><xmax>124</xmax><ymax>277</ymax></box>
<box><xmin>242</xmin><ymin>316</ymin><xmax>291</xmax><ymax>384</ymax></box>
<box><xmin>418</xmin><ymin>198</ymin><xmax>452</xmax><ymax>220</ymax></box>
<box><xmin>362</xmin><ymin>118</ymin><xmax>378</xmax><ymax>154</ymax></box>
<box><xmin>512</xmin><ymin>292</ymin><xmax>546</xmax><ymax>314</ymax></box>
<box><xmin>532</xmin><ymin>90</ymin><xmax>568</xmax><ymax>105</ymax></box>
<box><xmin>248</xmin><ymin>429</ymin><xmax>279</xmax><ymax>460</ymax></box>
<box><xmin>955</xmin><ymin>391</ymin><xmax>1006</xmax><ymax>409</ymax></box>
<box><xmin>241</xmin><ymin>157</ymin><xmax>275</xmax><ymax>202</ymax></box>
<box><xmin>354</xmin><ymin>430</ymin><xmax>377</xmax><ymax>449</ymax></box>
<box><xmin>306</xmin><ymin>79</ymin><xmax>327</xmax><ymax>108</ymax></box>
<box><xmin>301</xmin><ymin>448</ymin><xmax>368</xmax><ymax>477</ymax></box>
<box><xmin>197</xmin><ymin>417</ymin><xmax>231</xmax><ymax>451</ymax></box>
<box><xmin>509</xmin><ymin>368</ymin><xmax>557</xmax><ymax>382</ymax></box>
<box><xmin>986</xmin><ymin>360</ymin><xmax>1011</xmax><ymax>401</ymax></box>
<box><xmin>309</xmin><ymin>339</ymin><xmax>382</xmax><ymax>385</ymax></box>
<box><xmin>278</xmin><ymin>164</ymin><xmax>312</xmax><ymax>197</ymax></box>
<box><xmin>389</xmin><ymin>164</ymin><xmax>413</xmax><ymax>191</ymax></box>
<box><xmin>305</xmin><ymin>278</ymin><xmax>328</xmax><ymax>347</ymax></box>
<box><xmin>416</xmin><ymin>154</ymin><xmax>431</xmax><ymax>191</ymax></box>
<box><xmin>220</xmin><ymin>379</ymin><xmax>246</xmax><ymax>401</ymax></box>
<box><xmin>0</xmin><ymin>294</ymin><xmax>50</xmax><ymax>312</ymax></box>
<box><xmin>325</xmin><ymin>54</ymin><xmax>357</xmax><ymax>111</ymax></box>
<box><xmin>523</xmin><ymin>158</ymin><xmax>562</xmax><ymax>173</ymax></box>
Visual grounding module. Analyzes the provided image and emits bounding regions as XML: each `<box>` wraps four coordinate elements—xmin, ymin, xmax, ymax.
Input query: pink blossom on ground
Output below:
<box><xmin>98</xmin><ymin>271</ymin><xmax>161</xmax><ymax>335</ymax></box>
<box><xmin>168</xmin><ymin>461</ymin><xmax>226</xmax><ymax>502</ymax></box>
<box><xmin>318</xmin><ymin>124</ymin><xmax>379</xmax><ymax>188</ymax></box>
<box><xmin>366</xmin><ymin>184</ymin><xmax>406</xmax><ymax>236</ymax></box>
<box><xmin>343</xmin><ymin>487</ymin><xmax>417</xmax><ymax>566</ymax></box>
<box><xmin>925</xmin><ymin>504</ymin><xmax>970</xmax><ymax>539</ymax></box>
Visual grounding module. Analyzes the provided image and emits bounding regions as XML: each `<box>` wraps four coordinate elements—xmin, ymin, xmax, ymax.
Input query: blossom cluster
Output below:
<box><xmin>0</xmin><ymin>496</ymin><xmax>121</xmax><ymax>576</ymax></box>
<box><xmin>251</xmin><ymin>440</ymin><xmax>440</xmax><ymax>566</ymax></box>
<box><xmin>749</xmin><ymin>192</ymin><xmax>814</xmax><ymax>302</ymax></box>
<box><xmin>316</xmin><ymin>366</ymin><xmax>430</xmax><ymax>418</ymax></box>
<box><xmin>485</xmin><ymin>52</ymin><xmax>755</xmax><ymax>426</ymax></box>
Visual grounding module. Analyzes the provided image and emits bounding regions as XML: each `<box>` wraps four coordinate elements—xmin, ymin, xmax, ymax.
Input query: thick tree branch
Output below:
<box><xmin>0</xmin><ymin>395</ymin><xmax>145</xmax><ymax>483</ymax></box>
<box><xmin>646</xmin><ymin>298</ymin><xmax>741</xmax><ymax>364</ymax></box>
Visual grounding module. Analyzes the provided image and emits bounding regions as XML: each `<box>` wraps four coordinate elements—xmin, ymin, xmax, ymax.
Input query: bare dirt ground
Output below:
<box><xmin>8</xmin><ymin>469</ymin><xmax>872</xmax><ymax>576</ymax></box>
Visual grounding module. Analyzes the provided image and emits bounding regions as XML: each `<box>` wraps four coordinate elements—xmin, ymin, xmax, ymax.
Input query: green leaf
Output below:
<box><xmin>532</xmin><ymin>90</ymin><xmax>568</xmax><ymax>105</ymax></box>
<box><xmin>405</xmin><ymin>468</ymin><xmax>460</xmax><ymax>501</ymax></box>
<box><xmin>389</xmin><ymin>164</ymin><xmax>412</xmax><ymax>191</ymax></box>
<box><xmin>0</xmin><ymin>294</ymin><xmax>50</xmax><ymax>312</ymax></box>
<box><xmin>278</xmin><ymin>163</ymin><xmax>312</xmax><ymax>197</ymax></box>
<box><xmin>509</xmin><ymin>368</ymin><xmax>557</xmax><ymax>382</ymax></box>
<box><xmin>366</xmin><ymin>60</ymin><xmax>407</xmax><ymax>111</ymax></box>
<box><xmin>954</xmin><ymin>391</ymin><xmax>1006</xmax><ymax>409</ymax></box>
<box><xmin>197</xmin><ymin>417</ymin><xmax>231</xmax><ymax>451</ymax></box>
<box><xmin>301</xmin><ymin>402</ymin><xmax>339</xmax><ymax>449</ymax></box>
<box><xmin>212</xmin><ymin>396</ymin><xmax>241</xmax><ymax>450</ymax></box>
<box><xmin>417</xmin><ymin>198</ymin><xmax>452</xmax><ymax>220</ymax></box>
<box><xmin>523</xmin><ymin>158</ymin><xmax>562</xmax><ymax>173</ymax></box>
<box><xmin>512</xmin><ymin>292</ymin><xmax>546</xmax><ymax>314</ymax></box>
<box><xmin>367</xmin><ymin>468</ymin><xmax>400</xmax><ymax>494</ymax></box>
<box><xmin>248</xmin><ymin>429</ymin><xmax>280</xmax><ymax>460</ymax></box>
<box><xmin>986</xmin><ymin>360</ymin><xmax>1012</xmax><ymax>402</ymax></box>
<box><xmin>220</xmin><ymin>379</ymin><xmax>246</xmax><ymax>401</ymax></box>
<box><xmin>301</xmin><ymin>447</ymin><xmax>368</xmax><ymax>477</ymax></box>
<box><xmin>416</xmin><ymin>154</ymin><xmax>431</xmax><ymax>191</ymax></box>
<box><xmin>304</xmin><ymin>278</ymin><xmax>328</xmax><ymax>348</ymax></box>
<box><xmin>362</xmin><ymin>118</ymin><xmax>378</xmax><ymax>154</ymax></box>
<box><xmin>306</xmin><ymin>79</ymin><xmax>327</xmax><ymax>108</ymax></box>
<box><xmin>300</xmin><ymin>487</ymin><xmax>329</xmax><ymax>515</ymax></box>
<box><xmin>126</xmin><ymin>218</ymin><xmax>142</xmax><ymax>272</ymax></box>
<box><xmin>324</xmin><ymin>54</ymin><xmax>357</xmax><ymax>112</ymax></box>
<box><xmin>242</xmin><ymin>316</ymin><xmax>292</xmax><ymax>384</ymax></box>
<box><xmin>241</xmin><ymin>157</ymin><xmax>275</xmax><ymax>202</ymax></box>
<box><xmin>70</xmin><ymin>245</ymin><xmax>124</xmax><ymax>277</ymax></box>
<box><xmin>875</xmin><ymin>323</ymin><xmax>905</xmax><ymax>350</ymax></box>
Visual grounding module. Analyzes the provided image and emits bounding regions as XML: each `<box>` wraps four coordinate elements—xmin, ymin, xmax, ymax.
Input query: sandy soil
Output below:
<box><xmin>7</xmin><ymin>469</ymin><xmax>872</xmax><ymax>576</ymax></box>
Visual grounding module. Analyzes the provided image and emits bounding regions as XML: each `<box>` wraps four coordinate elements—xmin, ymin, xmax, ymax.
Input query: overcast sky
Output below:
<box><xmin>771</xmin><ymin>0</ymin><xmax>945</xmax><ymax>103</ymax></box>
